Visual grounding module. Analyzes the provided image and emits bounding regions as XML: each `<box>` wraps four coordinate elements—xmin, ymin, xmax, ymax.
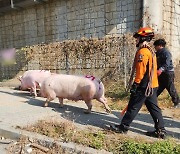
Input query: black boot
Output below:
<box><xmin>174</xmin><ymin>103</ymin><xmax>180</xmax><ymax>108</ymax></box>
<box><xmin>146</xmin><ymin>129</ymin><xmax>167</xmax><ymax>139</ymax></box>
<box><xmin>109</xmin><ymin>124</ymin><xmax>128</xmax><ymax>134</ymax></box>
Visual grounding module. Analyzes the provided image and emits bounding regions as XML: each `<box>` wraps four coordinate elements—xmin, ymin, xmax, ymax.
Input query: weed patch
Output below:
<box><xmin>104</xmin><ymin>79</ymin><xmax>180</xmax><ymax>118</ymax></box>
<box><xmin>22</xmin><ymin>120</ymin><xmax>180</xmax><ymax>154</ymax></box>
<box><xmin>121</xmin><ymin>140</ymin><xmax>180</xmax><ymax>154</ymax></box>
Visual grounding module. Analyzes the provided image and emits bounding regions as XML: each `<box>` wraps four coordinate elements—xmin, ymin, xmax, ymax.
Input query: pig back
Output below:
<box><xmin>22</xmin><ymin>70</ymin><xmax>48</xmax><ymax>78</ymax></box>
<box><xmin>20</xmin><ymin>70</ymin><xmax>51</xmax><ymax>89</ymax></box>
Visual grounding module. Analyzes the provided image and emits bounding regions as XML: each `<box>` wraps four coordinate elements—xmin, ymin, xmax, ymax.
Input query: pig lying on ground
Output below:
<box><xmin>40</xmin><ymin>74</ymin><xmax>111</xmax><ymax>113</ymax></box>
<box><xmin>18</xmin><ymin>70</ymin><xmax>52</xmax><ymax>97</ymax></box>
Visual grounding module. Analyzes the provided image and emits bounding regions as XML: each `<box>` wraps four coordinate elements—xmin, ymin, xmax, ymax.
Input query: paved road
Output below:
<box><xmin>0</xmin><ymin>144</ymin><xmax>8</xmax><ymax>154</ymax></box>
<box><xmin>0</xmin><ymin>87</ymin><xmax>179</xmax><ymax>143</ymax></box>
<box><xmin>0</xmin><ymin>138</ymin><xmax>14</xmax><ymax>154</ymax></box>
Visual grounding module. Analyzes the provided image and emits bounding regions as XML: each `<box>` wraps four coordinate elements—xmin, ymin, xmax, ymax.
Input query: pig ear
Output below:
<box><xmin>17</xmin><ymin>76</ymin><xmax>22</xmax><ymax>81</ymax></box>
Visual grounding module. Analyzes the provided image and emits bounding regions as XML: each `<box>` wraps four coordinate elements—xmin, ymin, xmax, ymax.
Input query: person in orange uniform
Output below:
<box><xmin>109</xmin><ymin>27</ymin><xmax>167</xmax><ymax>139</ymax></box>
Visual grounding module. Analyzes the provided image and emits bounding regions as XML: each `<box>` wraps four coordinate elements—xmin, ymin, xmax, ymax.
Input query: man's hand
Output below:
<box><xmin>130</xmin><ymin>82</ymin><xmax>139</xmax><ymax>95</ymax></box>
<box><xmin>157</xmin><ymin>69</ymin><xmax>162</xmax><ymax>76</ymax></box>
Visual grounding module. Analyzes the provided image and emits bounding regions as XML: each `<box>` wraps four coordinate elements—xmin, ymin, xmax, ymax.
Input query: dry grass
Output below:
<box><xmin>18</xmin><ymin>119</ymin><xmax>179</xmax><ymax>154</ymax></box>
<box><xmin>7</xmin><ymin>136</ymin><xmax>65</xmax><ymax>154</ymax></box>
<box><xmin>24</xmin><ymin>120</ymin><xmax>76</xmax><ymax>142</ymax></box>
<box><xmin>20</xmin><ymin>120</ymin><xmax>155</xmax><ymax>153</ymax></box>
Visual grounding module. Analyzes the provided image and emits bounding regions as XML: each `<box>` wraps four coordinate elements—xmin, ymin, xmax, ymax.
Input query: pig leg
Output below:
<box><xmin>58</xmin><ymin>98</ymin><xmax>64</xmax><ymax>108</ymax></box>
<box><xmin>30</xmin><ymin>88</ymin><xmax>33</xmax><ymax>96</ymax></box>
<box><xmin>97</xmin><ymin>97</ymin><xmax>111</xmax><ymax>113</ymax></box>
<box><xmin>84</xmin><ymin>100</ymin><xmax>92</xmax><ymax>114</ymax></box>
<box><xmin>30</xmin><ymin>82</ymin><xmax>37</xmax><ymax>97</ymax></box>
<box><xmin>31</xmin><ymin>86</ymin><xmax>37</xmax><ymax>97</ymax></box>
<box><xmin>44</xmin><ymin>98</ymin><xmax>52</xmax><ymax>107</ymax></box>
<box><xmin>44</xmin><ymin>91</ymin><xmax>56</xmax><ymax>107</ymax></box>
<box><xmin>30</xmin><ymin>86</ymin><xmax>37</xmax><ymax>97</ymax></box>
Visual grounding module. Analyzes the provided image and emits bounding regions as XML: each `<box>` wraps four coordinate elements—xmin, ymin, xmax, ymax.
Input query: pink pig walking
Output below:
<box><xmin>18</xmin><ymin>70</ymin><xmax>52</xmax><ymax>97</ymax></box>
<box><xmin>40</xmin><ymin>74</ymin><xmax>111</xmax><ymax>113</ymax></box>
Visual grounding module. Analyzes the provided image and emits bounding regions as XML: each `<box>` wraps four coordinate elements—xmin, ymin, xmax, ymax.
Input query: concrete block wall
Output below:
<box><xmin>0</xmin><ymin>0</ymin><xmax>141</xmax><ymax>49</ymax></box>
<box><xmin>0</xmin><ymin>0</ymin><xmax>179</xmax><ymax>80</ymax></box>
<box><xmin>162</xmin><ymin>0</ymin><xmax>180</xmax><ymax>64</ymax></box>
<box><xmin>0</xmin><ymin>0</ymin><xmax>141</xmax><ymax>80</ymax></box>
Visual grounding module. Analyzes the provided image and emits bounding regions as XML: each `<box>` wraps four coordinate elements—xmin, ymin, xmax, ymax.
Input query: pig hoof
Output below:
<box><xmin>106</xmin><ymin>108</ymin><xmax>112</xmax><ymax>113</ymax></box>
<box><xmin>59</xmin><ymin>104</ymin><xmax>64</xmax><ymax>108</ymax></box>
<box><xmin>44</xmin><ymin>103</ymin><xmax>48</xmax><ymax>107</ymax></box>
<box><xmin>84</xmin><ymin>109</ymin><xmax>91</xmax><ymax>114</ymax></box>
<box><xmin>37</xmin><ymin>93</ymin><xmax>41</xmax><ymax>97</ymax></box>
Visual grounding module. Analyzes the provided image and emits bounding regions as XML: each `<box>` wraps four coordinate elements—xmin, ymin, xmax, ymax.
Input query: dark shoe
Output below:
<box><xmin>174</xmin><ymin>103</ymin><xmax>180</xmax><ymax>108</ymax></box>
<box><xmin>146</xmin><ymin>129</ymin><xmax>167</xmax><ymax>139</ymax></box>
<box><xmin>109</xmin><ymin>124</ymin><xmax>128</xmax><ymax>134</ymax></box>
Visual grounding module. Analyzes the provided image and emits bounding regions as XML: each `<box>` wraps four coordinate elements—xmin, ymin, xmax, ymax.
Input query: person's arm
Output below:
<box><xmin>159</xmin><ymin>50</ymin><xmax>172</xmax><ymax>72</ymax></box>
<box><xmin>134</xmin><ymin>48</ymin><xmax>149</xmax><ymax>84</ymax></box>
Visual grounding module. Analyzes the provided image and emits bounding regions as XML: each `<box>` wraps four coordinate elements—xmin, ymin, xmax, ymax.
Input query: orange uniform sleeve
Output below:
<box><xmin>134</xmin><ymin>48</ymin><xmax>150</xmax><ymax>84</ymax></box>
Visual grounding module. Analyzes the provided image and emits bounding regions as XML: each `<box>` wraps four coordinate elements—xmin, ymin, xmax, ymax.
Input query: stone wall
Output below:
<box><xmin>0</xmin><ymin>0</ymin><xmax>141</xmax><ymax>48</ymax></box>
<box><xmin>162</xmin><ymin>0</ymin><xmax>180</xmax><ymax>64</ymax></box>
<box><xmin>0</xmin><ymin>0</ymin><xmax>141</xmax><ymax>81</ymax></box>
<box><xmin>0</xmin><ymin>0</ymin><xmax>179</xmax><ymax>81</ymax></box>
<box><xmin>0</xmin><ymin>35</ymin><xmax>137</xmax><ymax>84</ymax></box>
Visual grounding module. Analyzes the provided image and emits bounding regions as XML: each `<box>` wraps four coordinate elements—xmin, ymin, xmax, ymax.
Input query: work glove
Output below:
<box><xmin>130</xmin><ymin>82</ymin><xmax>139</xmax><ymax>95</ymax></box>
<box><xmin>157</xmin><ymin>69</ymin><xmax>162</xmax><ymax>76</ymax></box>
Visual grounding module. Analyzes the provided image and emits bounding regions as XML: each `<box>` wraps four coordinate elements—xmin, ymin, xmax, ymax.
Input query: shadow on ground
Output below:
<box><xmin>25</xmin><ymin>93</ymin><xmax>180</xmax><ymax>140</ymax></box>
<box><xmin>51</xmin><ymin>104</ymin><xmax>180</xmax><ymax>139</ymax></box>
<box><xmin>1</xmin><ymin>89</ymin><xmax>180</xmax><ymax>140</ymax></box>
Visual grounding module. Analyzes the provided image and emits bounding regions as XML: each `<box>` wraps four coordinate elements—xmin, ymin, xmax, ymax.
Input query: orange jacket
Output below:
<box><xmin>134</xmin><ymin>47</ymin><xmax>158</xmax><ymax>88</ymax></box>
